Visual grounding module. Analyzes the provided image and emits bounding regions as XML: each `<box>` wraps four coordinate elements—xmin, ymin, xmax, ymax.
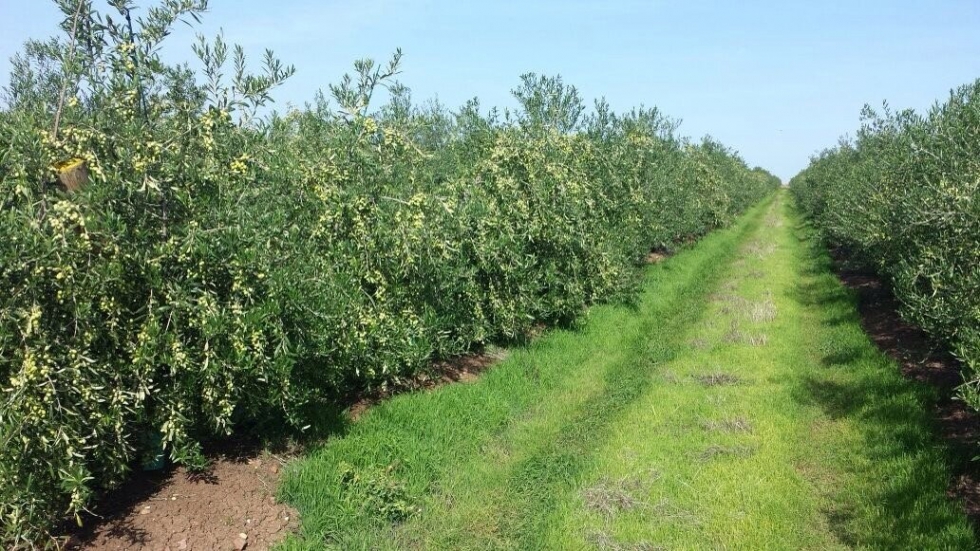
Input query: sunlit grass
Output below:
<box><xmin>277</xmin><ymin>193</ymin><xmax>974</xmax><ymax>550</ymax></box>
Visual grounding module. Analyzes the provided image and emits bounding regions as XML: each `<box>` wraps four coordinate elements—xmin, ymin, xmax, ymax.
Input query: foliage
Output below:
<box><xmin>791</xmin><ymin>81</ymin><xmax>980</xmax><ymax>417</ymax></box>
<box><xmin>0</xmin><ymin>1</ymin><xmax>779</xmax><ymax>546</ymax></box>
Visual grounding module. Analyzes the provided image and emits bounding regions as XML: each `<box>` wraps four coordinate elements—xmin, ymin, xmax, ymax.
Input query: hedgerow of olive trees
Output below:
<box><xmin>791</xmin><ymin>81</ymin><xmax>980</xmax><ymax>421</ymax></box>
<box><xmin>0</xmin><ymin>1</ymin><xmax>779</xmax><ymax>546</ymax></box>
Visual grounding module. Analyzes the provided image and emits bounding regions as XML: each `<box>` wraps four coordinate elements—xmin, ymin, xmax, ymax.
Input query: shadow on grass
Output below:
<box><xmin>787</xmin><ymin>214</ymin><xmax>976</xmax><ymax>548</ymax></box>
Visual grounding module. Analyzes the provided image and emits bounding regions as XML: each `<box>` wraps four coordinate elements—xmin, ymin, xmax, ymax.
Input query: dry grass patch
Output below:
<box><xmin>717</xmin><ymin>295</ymin><xmax>750</xmax><ymax>316</ymax></box>
<box><xmin>709</xmin><ymin>291</ymin><xmax>741</xmax><ymax>305</ymax></box>
<box><xmin>747</xmin><ymin>334</ymin><xmax>769</xmax><ymax>346</ymax></box>
<box><xmin>744</xmin><ymin>240</ymin><xmax>777</xmax><ymax>259</ymax></box>
<box><xmin>695</xmin><ymin>373</ymin><xmax>742</xmax><ymax>387</ymax></box>
<box><xmin>688</xmin><ymin>338</ymin><xmax>711</xmax><ymax>351</ymax></box>
<box><xmin>581</xmin><ymin>471</ymin><xmax>662</xmax><ymax>518</ymax></box>
<box><xmin>659</xmin><ymin>369</ymin><xmax>682</xmax><ymax>384</ymax></box>
<box><xmin>582</xmin><ymin>480</ymin><xmax>644</xmax><ymax>518</ymax></box>
<box><xmin>718</xmin><ymin>296</ymin><xmax>777</xmax><ymax>324</ymax></box>
<box><xmin>723</xmin><ymin>322</ymin><xmax>768</xmax><ymax>347</ymax></box>
<box><xmin>723</xmin><ymin>324</ymin><xmax>746</xmax><ymax>344</ymax></box>
<box><xmin>748</xmin><ymin>299</ymin><xmax>777</xmax><ymax>323</ymax></box>
<box><xmin>699</xmin><ymin>444</ymin><xmax>757</xmax><ymax>462</ymax></box>
<box><xmin>701</xmin><ymin>417</ymin><xmax>753</xmax><ymax>433</ymax></box>
<box><xmin>586</xmin><ymin>532</ymin><xmax>664</xmax><ymax>551</ymax></box>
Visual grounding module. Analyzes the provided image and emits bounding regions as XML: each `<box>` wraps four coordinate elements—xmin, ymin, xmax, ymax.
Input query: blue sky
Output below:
<box><xmin>2</xmin><ymin>1</ymin><xmax>979</xmax><ymax>180</ymax></box>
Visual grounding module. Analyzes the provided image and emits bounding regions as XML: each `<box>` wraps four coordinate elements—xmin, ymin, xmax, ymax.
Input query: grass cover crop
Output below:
<box><xmin>791</xmin><ymin>82</ymin><xmax>980</xmax><ymax>427</ymax></box>
<box><xmin>0</xmin><ymin>1</ymin><xmax>778</xmax><ymax>546</ymax></box>
<box><xmin>277</xmin><ymin>195</ymin><xmax>973</xmax><ymax>549</ymax></box>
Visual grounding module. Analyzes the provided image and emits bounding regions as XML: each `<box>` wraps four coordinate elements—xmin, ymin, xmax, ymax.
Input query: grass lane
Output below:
<box><xmin>277</xmin><ymin>192</ymin><xmax>975</xmax><ymax>550</ymax></box>
<box><xmin>787</xmin><ymin>200</ymin><xmax>974</xmax><ymax>549</ymax></box>
<box><xmin>554</xmin><ymin>194</ymin><xmax>840</xmax><ymax>549</ymax></box>
<box><xmin>278</xmin><ymin>197</ymin><xmax>768</xmax><ymax>549</ymax></box>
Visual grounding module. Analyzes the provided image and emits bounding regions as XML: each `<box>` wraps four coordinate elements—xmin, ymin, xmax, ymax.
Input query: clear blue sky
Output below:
<box><xmin>3</xmin><ymin>1</ymin><xmax>980</xmax><ymax>180</ymax></box>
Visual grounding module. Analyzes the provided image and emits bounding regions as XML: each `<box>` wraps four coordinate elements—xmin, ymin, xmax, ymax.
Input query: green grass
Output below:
<box><xmin>277</xmin><ymin>192</ymin><xmax>975</xmax><ymax>550</ymax></box>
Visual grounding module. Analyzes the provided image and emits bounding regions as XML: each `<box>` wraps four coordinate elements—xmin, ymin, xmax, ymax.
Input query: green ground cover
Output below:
<box><xmin>280</xmin><ymin>194</ymin><xmax>975</xmax><ymax>549</ymax></box>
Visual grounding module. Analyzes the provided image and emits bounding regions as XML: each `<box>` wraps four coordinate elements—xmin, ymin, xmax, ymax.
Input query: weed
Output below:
<box><xmin>338</xmin><ymin>463</ymin><xmax>420</xmax><ymax>522</ymax></box>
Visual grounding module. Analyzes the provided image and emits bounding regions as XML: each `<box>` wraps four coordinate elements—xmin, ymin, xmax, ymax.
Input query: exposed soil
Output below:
<box><xmin>63</xmin><ymin>350</ymin><xmax>506</xmax><ymax>550</ymax></box>
<box><xmin>645</xmin><ymin>251</ymin><xmax>668</xmax><ymax>264</ymax></box>
<box><xmin>66</xmin><ymin>446</ymin><xmax>295</xmax><ymax>551</ymax></box>
<box><xmin>834</xmin><ymin>262</ymin><xmax>980</xmax><ymax>530</ymax></box>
